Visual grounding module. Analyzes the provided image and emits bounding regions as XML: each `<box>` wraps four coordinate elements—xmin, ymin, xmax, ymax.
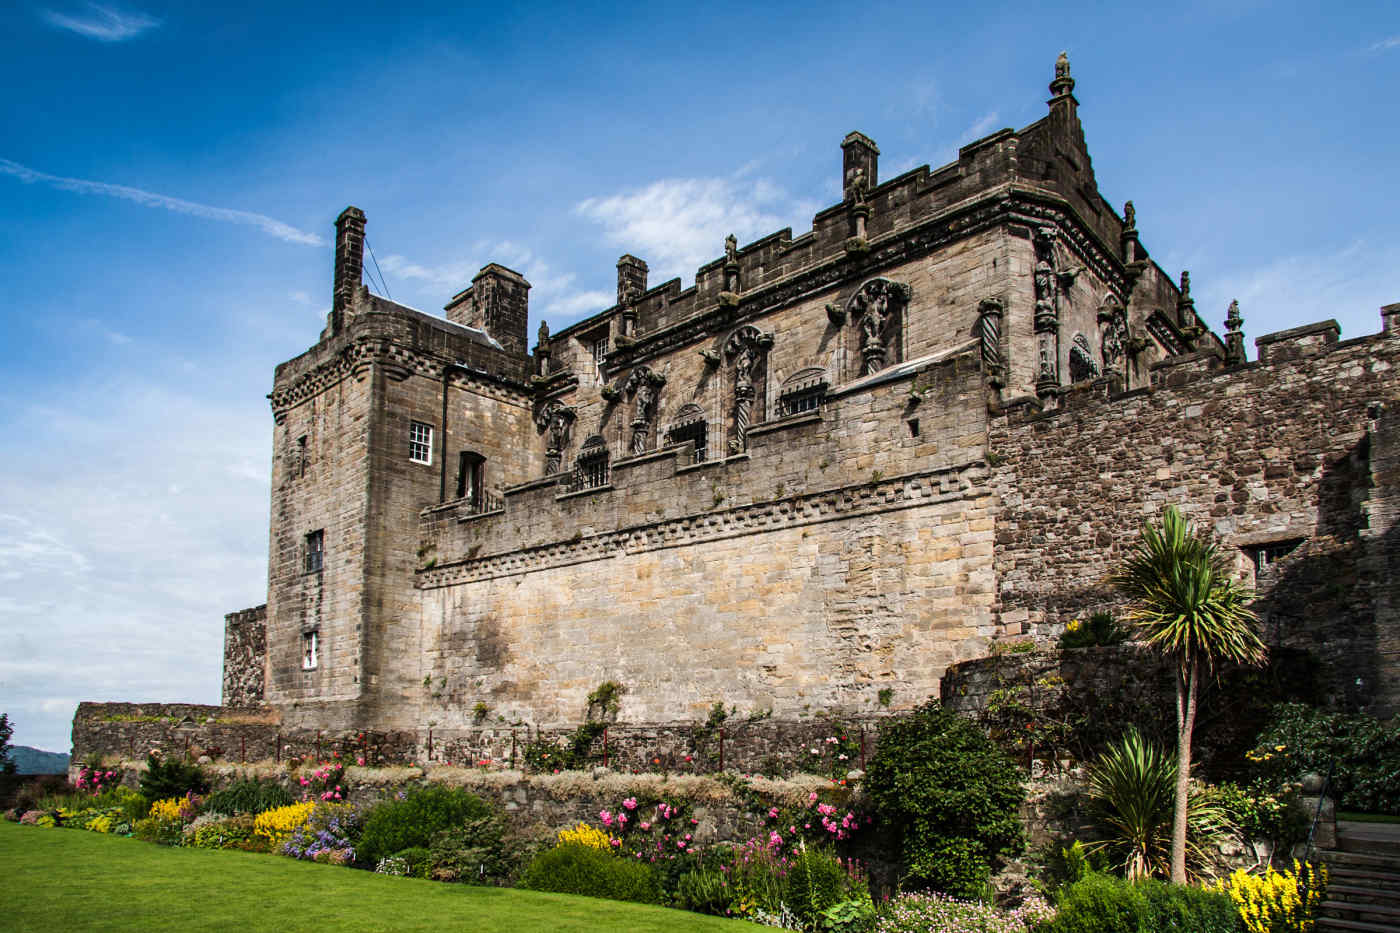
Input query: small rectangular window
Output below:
<box><xmin>908</xmin><ymin>419</ymin><xmax>920</xmax><ymax>437</ymax></box>
<box><xmin>296</xmin><ymin>435</ymin><xmax>307</xmax><ymax>478</ymax></box>
<box><xmin>409</xmin><ymin>421</ymin><xmax>434</xmax><ymax>464</ymax></box>
<box><xmin>305</xmin><ymin>530</ymin><xmax>324</xmax><ymax>573</ymax></box>
<box><xmin>591</xmin><ymin>336</ymin><xmax>609</xmax><ymax>375</ymax></box>
<box><xmin>302</xmin><ymin>630</ymin><xmax>319</xmax><ymax>670</ymax></box>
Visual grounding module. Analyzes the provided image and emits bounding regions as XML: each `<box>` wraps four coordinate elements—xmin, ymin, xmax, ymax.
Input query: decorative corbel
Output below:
<box><xmin>600</xmin><ymin>385</ymin><xmax>621</xmax><ymax>403</ymax></box>
<box><xmin>825</xmin><ymin>302</ymin><xmax>847</xmax><ymax>326</ymax></box>
<box><xmin>699</xmin><ymin>348</ymin><xmax>720</xmax><ymax>367</ymax></box>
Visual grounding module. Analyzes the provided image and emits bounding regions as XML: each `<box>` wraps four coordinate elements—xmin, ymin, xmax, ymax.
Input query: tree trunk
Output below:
<box><xmin>1171</xmin><ymin>659</ymin><xmax>1199</xmax><ymax>884</ymax></box>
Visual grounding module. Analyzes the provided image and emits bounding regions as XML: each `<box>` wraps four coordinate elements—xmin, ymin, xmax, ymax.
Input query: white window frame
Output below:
<box><xmin>302</xmin><ymin>630</ymin><xmax>319</xmax><ymax>670</ymax></box>
<box><xmin>409</xmin><ymin>420</ymin><xmax>434</xmax><ymax>465</ymax></box>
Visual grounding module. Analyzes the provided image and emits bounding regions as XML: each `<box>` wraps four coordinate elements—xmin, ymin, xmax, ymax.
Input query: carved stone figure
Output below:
<box><xmin>1123</xmin><ymin>200</ymin><xmax>1135</xmax><ymax>231</ymax></box>
<box><xmin>725</xmin><ymin>234</ymin><xmax>737</xmax><ymax>265</ymax></box>
<box><xmin>625</xmin><ymin>366</ymin><xmax>666</xmax><ymax>455</ymax></box>
<box><xmin>1224</xmin><ymin>299</ymin><xmax>1246</xmax><ymax>365</ymax></box>
<box><xmin>1055</xmin><ymin>50</ymin><xmax>1070</xmax><ymax>80</ymax></box>
<box><xmin>1098</xmin><ymin>296</ymin><xmax>1128</xmax><ymax>376</ymax></box>
<box><xmin>724</xmin><ymin>326</ymin><xmax>773</xmax><ymax>452</ymax></box>
<box><xmin>848</xmin><ymin>279</ymin><xmax>911</xmax><ymax>375</ymax></box>
<box><xmin>535</xmin><ymin>402</ymin><xmax>576</xmax><ymax>475</ymax></box>
<box><xmin>847</xmin><ymin>166</ymin><xmax>868</xmax><ymax>207</ymax></box>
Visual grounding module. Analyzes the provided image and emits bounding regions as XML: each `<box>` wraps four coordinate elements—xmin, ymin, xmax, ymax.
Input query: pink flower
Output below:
<box><xmin>640</xmin><ymin>821</ymin><xmax>651</xmax><ymax>830</ymax></box>
<box><xmin>356</xmin><ymin>757</ymin><xmax>365</xmax><ymax>766</ymax></box>
<box><xmin>768</xmin><ymin>807</ymin><xmax>779</xmax><ymax>819</ymax></box>
<box><xmin>610</xmin><ymin>838</ymin><xmax>621</xmax><ymax>847</ymax></box>
<box><xmin>618</xmin><ymin>813</ymin><xmax>628</xmax><ymax>825</ymax></box>
<box><xmin>684</xmin><ymin>833</ymin><xmax>692</xmax><ymax>841</ymax></box>
<box><xmin>622</xmin><ymin>797</ymin><xmax>638</xmax><ymax>810</ymax></box>
<box><xmin>808</xmin><ymin>792</ymin><xmax>819</xmax><ymax>803</ymax></box>
<box><xmin>676</xmin><ymin>840</ymin><xmax>686</xmax><ymax>849</ymax></box>
<box><xmin>599</xmin><ymin>809</ymin><xmax>614</xmax><ymax>827</ymax></box>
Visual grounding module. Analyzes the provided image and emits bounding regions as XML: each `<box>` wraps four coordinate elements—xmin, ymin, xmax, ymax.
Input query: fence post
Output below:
<box><xmin>275</xmin><ymin>733</ymin><xmax>281</xmax><ymax>763</ymax></box>
<box><xmin>603</xmin><ymin>726</ymin><xmax>609</xmax><ymax>769</ymax></box>
<box><xmin>241</xmin><ymin>736</ymin><xmax>246</xmax><ymax>763</ymax></box>
<box><xmin>511</xmin><ymin>730</ymin><xmax>516</xmax><ymax>770</ymax></box>
<box><xmin>718</xmin><ymin>727</ymin><xmax>725</xmax><ymax>773</ymax></box>
<box><xmin>427</xmin><ymin>728</ymin><xmax>434</xmax><ymax>762</ymax></box>
<box><xmin>316</xmin><ymin>731</ymin><xmax>323</xmax><ymax>762</ymax></box>
<box><xmin>859</xmin><ymin>727</ymin><xmax>865</xmax><ymax>771</ymax></box>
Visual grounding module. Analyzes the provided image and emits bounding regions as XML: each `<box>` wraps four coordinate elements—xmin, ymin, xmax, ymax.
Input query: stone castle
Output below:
<box><xmin>216</xmin><ymin>54</ymin><xmax>1400</xmax><ymax>740</ymax></box>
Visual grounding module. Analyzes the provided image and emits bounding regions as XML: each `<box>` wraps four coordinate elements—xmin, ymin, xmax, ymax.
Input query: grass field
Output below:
<box><xmin>0</xmin><ymin>821</ymin><xmax>759</xmax><ymax>932</ymax></box>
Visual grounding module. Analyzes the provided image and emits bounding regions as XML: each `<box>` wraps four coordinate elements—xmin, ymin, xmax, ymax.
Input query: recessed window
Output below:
<box><xmin>778</xmin><ymin>368</ymin><xmax>828</xmax><ymax>417</ymax></box>
<box><xmin>574</xmin><ymin>436</ymin><xmax>610</xmax><ymax>490</ymax></box>
<box><xmin>302</xmin><ymin>630</ymin><xmax>319</xmax><ymax>670</ymax></box>
<box><xmin>1247</xmin><ymin>538</ymin><xmax>1304</xmax><ymax>574</ymax></box>
<box><xmin>457</xmin><ymin>451</ymin><xmax>485</xmax><ymax>510</ymax></box>
<box><xmin>296</xmin><ymin>435</ymin><xmax>307</xmax><ymax>479</ymax></box>
<box><xmin>908</xmin><ymin>419</ymin><xmax>920</xmax><ymax>437</ymax></box>
<box><xmin>305</xmin><ymin>529</ymin><xmax>324</xmax><ymax>573</ymax></box>
<box><xmin>590</xmin><ymin>335</ymin><xmax>610</xmax><ymax>376</ymax></box>
<box><xmin>667</xmin><ymin>405</ymin><xmax>708</xmax><ymax>464</ymax></box>
<box><xmin>409</xmin><ymin>421</ymin><xmax>434</xmax><ymax>464</ymax></box>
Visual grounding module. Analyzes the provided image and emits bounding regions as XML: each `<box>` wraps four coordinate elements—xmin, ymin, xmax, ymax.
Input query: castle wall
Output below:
<box><xmin>988</xmin><ymin>326</ymin><xmax>1400</xmax><ymax>711</ymax></box>
<box><xmin>221</xmin><ymin>605</ymin><xmax>266</xmax><ymax>707</ymax></box>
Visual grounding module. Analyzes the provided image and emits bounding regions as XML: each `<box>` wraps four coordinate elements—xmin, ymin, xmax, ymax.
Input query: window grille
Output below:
<box><xmin>778</xmin><ymin>370</ymin><xmax>828</xmax><ymax>417</ymax></box>
<box><xmin>305</xmin><ymin>530</ymin><xmax>324</xmax><ymax>573</ymax></box>
<box><xmin>574</xmin><ymin>437</ymin><xmax>610</xmax><ymax>490</ymax></box>
<box><xmin>667</xmin><ymin>419</ymin><xmax>708</xmax><ymax>463</ymax></box>
<box><xmin>409</xmin><ymin>421</ymin><xmax>434</xmax><ymax>464</ymax></box>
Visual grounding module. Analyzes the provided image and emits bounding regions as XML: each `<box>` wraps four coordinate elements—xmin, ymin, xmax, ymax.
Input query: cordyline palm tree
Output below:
<box><xmin>1113</xmin><ymin>505</ymin><xmax>1266</xmax><ymax>884</ymax></box>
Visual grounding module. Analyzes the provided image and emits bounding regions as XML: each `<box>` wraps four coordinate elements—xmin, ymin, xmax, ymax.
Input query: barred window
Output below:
<box><xmin>778</xmin><ymin>369</ymin><xmax>828</xmax><ymax>417</ymax></box>
<box><xmin>409</xmin><ymin>421</ymin><xmax>434</xmax><ymax>464</ymax></box>
<box><xmin>575</xmin><ymin>436</ymin><xmax>610</xmax><ymax>490</ymax></box>
<box><xmin>667</xmin><ymin>405</ymin><xmax>708</xmax><ymax>463</ymax></box>
<box><xmin>305</xmin><ymin>530</ymin><xmax>324</xmax><ymax>574</ymax></box>
<box><xmin>302</xmin><ymin>630</ymin><xmax>319</xmax><ymax>670</ymax></box>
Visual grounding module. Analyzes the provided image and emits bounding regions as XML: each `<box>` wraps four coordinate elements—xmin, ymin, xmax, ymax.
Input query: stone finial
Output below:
<box><xmin>1123</xmin><ymin>200</ymin><xmax>1135</xmax><ymax>232</ymax></box>
<box><xmin>841</xmin><ymin>131</ymin><xmax>879</xmax><ymax>203</ymax></box>
<box><xmin>1049</xmin><ymin>51</ymin><xmax>1076</xmax><ymax>98</ymax></box>
<box><xmin>1177</xmin><ymin>270</ymin><xmax>1198</xmax><ymax>333</ymax></box>
<box><xmin>534</xmin><ymin>319</ymin><xmax>552</xmax><ymax>376</ymax></box>
<box><xmin>724</xmin><ymin>234</ymin><xmax>738</xmax><ymax>265</ymax></box>
<box><xmin>537</xmin><ymin>319</ymin><xmax>550</xmax><ymax>348</ymax></box>
<box><xmin>722</xmin><ymin>233</ymin><xmax>741</xmax><ymax>297</ymax></box>
<box><xmin>1224</xmin><ymin>300</ymin><xmax>1247</xmax><ymax>365</ymax></box>
<box><xmin>1180</xmin><ymin>270</ymin><xmax>1191</xmax><ymax>301</ymax></box>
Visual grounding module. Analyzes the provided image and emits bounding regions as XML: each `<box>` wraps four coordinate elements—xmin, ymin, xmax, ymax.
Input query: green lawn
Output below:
<box><xmin>0</xmin><ymin>821</ymin><xmax>759</xmax><ymax>932</ymax></box>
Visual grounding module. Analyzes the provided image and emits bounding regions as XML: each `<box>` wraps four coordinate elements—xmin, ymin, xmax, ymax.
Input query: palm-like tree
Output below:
<box><xmin>1113</xmin><ymin>505</ymin><xmax>1266</xmax><ymax>884</ymax></box>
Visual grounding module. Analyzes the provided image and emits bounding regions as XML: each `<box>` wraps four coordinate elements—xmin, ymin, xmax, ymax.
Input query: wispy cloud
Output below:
<box><xmin>1369</xmin><ymin>35</ymin><xmax>1400</xmax><ymax>53</ymax></box>
<box><xmin>0</xmin><ymin>159</ymin><xmax>326</xmax><ymax>246</ymax></box>
<box><xmin>40</xmin><ymin>3</ymin><xmax>160</xmax><ymax>42</ymax></box>
<box><xmin>575</xmin><ymin>174</ymin><xmax>819</xmax><ymax>285</ymax></box>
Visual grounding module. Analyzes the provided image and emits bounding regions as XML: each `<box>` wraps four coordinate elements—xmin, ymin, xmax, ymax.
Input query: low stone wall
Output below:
<box><xmin>72</xmin><ymin>702</ymin><xmax>888</xmax><ymax>777</ymax></box>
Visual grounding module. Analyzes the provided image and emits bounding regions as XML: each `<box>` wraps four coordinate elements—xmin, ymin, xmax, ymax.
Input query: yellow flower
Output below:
<box><xmin>557</xmin><ymin>822</ymin><xmax>613</xmax><ymax>851</ymax></box>
<box><xmin>253</xmin><ymin>802</ymin><xmax>315</xmax><ymax>845</ymax></box>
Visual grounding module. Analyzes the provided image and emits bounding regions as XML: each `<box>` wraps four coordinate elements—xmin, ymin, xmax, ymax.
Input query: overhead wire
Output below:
<box><xmin>365</xmin><ymin>238</ymin><xmax>392</xmax><ymax>300</ymax></box>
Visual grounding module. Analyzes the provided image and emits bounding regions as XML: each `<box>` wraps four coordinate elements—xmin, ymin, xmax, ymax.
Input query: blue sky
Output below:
<box><xmin>1</xmin><ymin>1</ymin><xmax>1396</xmax><ymax>752</ymax></box>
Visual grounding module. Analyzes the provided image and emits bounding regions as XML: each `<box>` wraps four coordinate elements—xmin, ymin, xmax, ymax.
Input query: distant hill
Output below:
<box><xmin>10</xmin><ymin>746</ymin><xmax>69</xmax><ymax>775</ymax></box>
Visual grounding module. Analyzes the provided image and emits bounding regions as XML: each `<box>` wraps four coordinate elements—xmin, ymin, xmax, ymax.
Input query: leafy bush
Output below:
<box><xmin>139</xmin><ymin>753</ymin><xmax>208</xmax><ymax>802</ymax></box>
<box><xmin>517</xmin><ymin>842</ymin><xmax>659</xmax><ymax>903</ymax></box>
<box><xmin>204</xmin><ymin>778</ymin><xmax>294</xmax><ymax>816</ymax></box>
<box><xmin>356</xmin><ymin>786</ymin><xmax>492</xmax><ymax>865</ymax></box>
<box><xmin>132</xmin><ymin>813</ymin><xmax>185</xmax><ymax>846</ymax></box>
<box><xmin>675</xmin><ymin>865</ymin><xmax>733</xmax><ymax>915</ymax></box>
<box><xmin>427</xmin><ymin>815</ymin><xmax>512</xmax><ymax>884</ymax></box>
<box><xmin>874</xmin><ymin>891</ymin><xmax>1054</xmax><ymax>933</ymax></box>
<box><xmin>282</xmin><ymin>802</ymin><xmax>363</xmax><ymax>862</ymax></box>
<box><xmin>1249</xmin><ymin>703</ymin><xmax>1400</xmax><ymax>814</ymax></box>
<box><xmin>1045</xmin><ymin>873</ymin><xmax>1242</xmax><ymax>933</ymax></box>
<box><xmin>1210</xmin><ymin>861</ymin><xmax>1327</xmax><ymax>933</ymax></box>
<box><xmin>391</xmin><ymin>846</ymin><xmax>433</xmax><ymax>878</ymax></box>
<box><xmin>785</xmin><ymin>847</ymin><xmax>866</xmax><ymax>928</ymax></box>
<box><xmin>184</xmin><ymin>813</ymin><xmax>258</xmax><ymax>849</ymax></box>
<box><xmin>864</xmin><ymin>701</ymin><xmax>1024</xmax><ymax>897</ymax></box>
<box><xmin>1059</xmin><ymin>612</ymin><xmax>1128</xmax><ymax>650</ymax></box>
<box><xmin>1209</xmin><ymin>781</ymin><xmax>1308</xmax><ymax>853</ymax></box>
<box><xmin>1084</xmin><ymin>728</ymin><xmax>1234</xmax><ymax>880</ymax></box>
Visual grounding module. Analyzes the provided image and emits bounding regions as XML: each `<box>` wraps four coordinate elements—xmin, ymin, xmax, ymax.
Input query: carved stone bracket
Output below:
<box><xmin>825</xmin><ymin>302</ymin><xmax>847</xmax><ymax>326</ymax></box>
<box><xmin>848</xmin><ymin>278</ymin><xmax>912</xmax><ymax>376</ymax></box>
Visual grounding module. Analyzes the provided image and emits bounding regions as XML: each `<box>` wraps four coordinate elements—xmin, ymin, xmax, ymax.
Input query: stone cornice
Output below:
<box><xmin>269</xmin><ymin>336</ymin><xmax>533</xmax><ymax>419</ymax></box>
<box><xmin>416</xmin><ymin>460</ymin><xmax>988</xmax><ymax>589</ymax></box>
<box><xmin>600</xmin><ymin>186</ymin><xmax>1131</xmax><ymax>374</ymax></box>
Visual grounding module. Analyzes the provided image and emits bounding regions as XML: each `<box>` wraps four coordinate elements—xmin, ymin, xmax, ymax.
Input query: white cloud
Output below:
<box><xmin>575</xmin><ymin>174</ymin><xmax>819</xmax><ymax>285</ymax></box>
<box><xmin>40</xmin><ymin>4</ymin><xmax>160</xmax><ymax>42</ymax></box>
<box><xmin>0</xmin><ymin>159</ymin><xmax>325</xmax><ymax>246</ymax></box>
<box><xmin>962</xmin><ymin>111</ymin><xmax>1002</xmax><ymax>143</ymax></box>
<box><xmin>1369</xmin><ymin>36</ymin><xmax>1400</xmax><ymax>52</ymax></box>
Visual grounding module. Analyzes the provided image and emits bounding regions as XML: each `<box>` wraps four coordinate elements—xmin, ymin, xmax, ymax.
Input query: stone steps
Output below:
<box><xmin>1318</xmin><ymin>823</ymin><xmax>1400</xmax><ymax>932</ymax></box>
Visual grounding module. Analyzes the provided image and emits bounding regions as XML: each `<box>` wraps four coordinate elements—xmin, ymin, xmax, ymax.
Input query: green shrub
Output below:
<box><xmin>139</xmin><ymin>753</ymin><xmax>209</xmax><ymax>802</ymax></box>
<box><xmin>674</xmin><ymin>866</ymin><xmax>732</xmax><ymax>915</ymax></box>
<box><xmin>1045</xmin><ymin>873</ymin><xmax>1242</xmax><ymax>933</ymax></box>
<box><xmin>518</xmin><ymin>842</ymin><xmax>659</xmax><ymax>904</ymax></box>
<box><xmin>786</xmin><ymin>847</ymin><xmax>863</xmax><ymax>927</ymax></box>
<box><xmin>864</xmin><ymin>701</ymin><xmax>1024</xmax><ymax>898</ymax></box>
<box><xmin>357</xmin><ymin>786</ymin><xmax>492</xmax><ymax>865</ymax></box>
<box><xmin>1250</xmin><ymin>703</ymin><xmax>1400</xmax><ymax>814</ymax></box>
<box><xmin>427</xmin><ymin>815</ymin><xmax>512</xmax><ymax>884</ymax></box>
<box><xmin>393</xmin><ymin>846</ymin><xmax>434</xmax><ymax>878</ymax></box>
<box><xmin>1059</xmin><ymin>611</ymin><xmax>1128</xmax><ymax>650</ymax></box>
<box><xmin>186</xmin><ymin>814</ymin><xmax>258</xmax><ymax>849</ymax></box>
<box><xmin>132</xmin><ymin>814</ymin><xmax>185</xmax><ymax>846</ymax></box>
<box><xmin>205</xmin><ymin>778</ymin><xmax>294</xmax><ymax>816</ymax></box>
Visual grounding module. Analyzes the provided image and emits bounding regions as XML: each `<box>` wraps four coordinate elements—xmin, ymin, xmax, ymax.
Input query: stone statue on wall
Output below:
<box><xmin>1098</xmin><ymin>295</ymin><xmax>1128</xmax><ymax>377</ymax></box>
<box><xmin>849</xmin><ymin>278</ymin><xmax>912</xmax><ymax>376</ymax></box>
<box><xmin>724</xmin><ymin>326</ymin><xmax>774</xmax><ymax>452</ymax></box>
<box><xmin>535</xmin><ymin>402</ymin><xmax>576</xmax><ymax>475</ymax></box>
<box><xmin>725</xmin><ymin>234</ymin><xmax>737</xmax><ymax>265</ymax></box>
<box><xmin>625</xmin><ymin>366</ymin><xmax>666</xmax><ymax>455</ymax></box>
<box><xmin>1123</xmin><ymin>200</ymin><xmax>1136</xmax><ymax>232</ymax></box>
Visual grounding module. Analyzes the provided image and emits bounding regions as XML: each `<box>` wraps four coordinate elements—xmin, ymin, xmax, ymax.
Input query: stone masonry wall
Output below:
<box><xmin>221</xmin><ymin>605</ymin><xmax>266</xmax><ymax>707</ymax></box>
<box><xmin>989</xmin><ymin>325</ymin><xmax>1400</xmax><ymax>711</ymax></box>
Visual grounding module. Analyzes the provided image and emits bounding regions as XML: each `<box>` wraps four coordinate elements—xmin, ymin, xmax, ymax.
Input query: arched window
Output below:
<box><xmin>1069</xmin><ymin>333</ymin><xmax>1100</xmax><ymax>383</ymax></box>
<box><xmin>666</xmin><ymin>404</ymin><xmax>708</xmax><ymax>463</ymax></box>
<box><xmin>574</xmin><ymin>435</ymin><xmax>610</xmax><ymax>490</ymax></box>
<box><xmin>778</xmin><ymin>368</ymin><xmax>829</xmax><ymax>417</ymax></box>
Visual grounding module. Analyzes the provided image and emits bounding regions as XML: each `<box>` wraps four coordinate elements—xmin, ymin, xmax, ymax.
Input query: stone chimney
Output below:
<box><xmin>841</xmin><ymin>132</ymin><xmax>879</xmax><ymax>202</ymax></box>
<box><xmin>444</xmin><ymin>264</ymin><xmax>531</xmax><ymax>358</ymax></box>
<box><xmin>617</xmin><ymin>255</ymin><xmax>648</xmax><ymax>306</ymax></box>
<box><xmin>331</xmin><ymin>206</ymin><xmax>366</xmax><ymax>334</ymax></box>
